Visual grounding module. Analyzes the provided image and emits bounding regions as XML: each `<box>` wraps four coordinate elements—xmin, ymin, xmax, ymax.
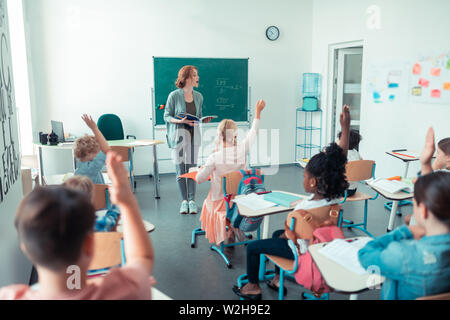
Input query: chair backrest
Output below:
<box><xmin>286</xmin><ymin>204</ymin><xmax>342</xmax><ymax>240</ymax></box>
<box><xmin>345</xmin><ymin>160</ymin><xmax>375</xmax><ymax>182</ymax></box>
<box><xmin>222</xmin><ymin>169</ymin><xmax>263</xmax><ymax>196</ymax></box>
<box><xmin>110</xmin><ymin>146</ymin><xmax>131</xmax><ymax>162</ymax></box>
<box><xmin>97</xmin><ymin>114</ymin><xmax>124</xmax><ymax>141</ymax></box>
<box><xmin>88</xmin><ymin>232</ymin><xmax>123</xmax><ymax>271</ymax></box>
<box><xmin>93</xmin><ymin>184</ymin><xmax>109</xmax><ymax>210</ymax></box>
<box><xmin>417</xmin><ymin>292</ymin><xmax>450</xmax><ymax>300</ymax></box>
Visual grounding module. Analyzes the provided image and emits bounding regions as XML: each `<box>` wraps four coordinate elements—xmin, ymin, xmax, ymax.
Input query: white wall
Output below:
<box><xmin>312</xmin><ymin>0</ymin><xmax>450</xmax><ymax>178</ymax></box>
<box><xmin>0</xmin><ymin>0</ymin><xmax>32</xmax><ymax>286</ymax></box>
<box><xmin>23</xmin><ymin>0</ymin><xmax>313</xmax><ymax>175</ymax></box>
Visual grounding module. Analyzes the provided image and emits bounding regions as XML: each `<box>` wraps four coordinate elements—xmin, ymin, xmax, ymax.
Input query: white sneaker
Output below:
<box><xmin>188</xmin><ymin>200</ymin><xmax>197</xmax><ymax>214</ymax></box>
<box><xmin>180</xmin><ymin>201</ymin><xmax>189</xmax><ymax>215</ymax></box>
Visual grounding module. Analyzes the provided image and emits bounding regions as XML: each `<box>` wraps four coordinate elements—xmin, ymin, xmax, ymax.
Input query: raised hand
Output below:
<box><xmin>339</xmin><ymin>104</ymin><xmax>351</xmax><ymax>129</ymax></box>
<box><xmin>106</xmin><ymin>151</ymin><xmax>134</xmax><ymax>206</ymax></box>
<box><xmin>420</xmin><ymin>127</ymin><xmax>435</xmax><ymax>165</ymax></box>
<box><xmin>420</xmin><ymin>127</ymin><xmax>435</xmax><ymax>175</ymax></box>
<box><xmin>81</xmin><ymin>114</ymin><xmax>97</xmax><ymax>131</ymax></box>
<box><xmin>255</xmin><ymin>99</ymin><xmax>266</xmax><ymax>119</ymax></box>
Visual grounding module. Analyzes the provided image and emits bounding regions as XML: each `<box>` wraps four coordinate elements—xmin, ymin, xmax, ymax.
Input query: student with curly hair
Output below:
<box><xmin>73</xmin><ymin>114</ymin><xmax>111</xmax><ymax>184</ymax></box>
<box><xmin>232</xmin><ymin>105</ymin><xmax>351</xmax><ymax>300</ymax></box>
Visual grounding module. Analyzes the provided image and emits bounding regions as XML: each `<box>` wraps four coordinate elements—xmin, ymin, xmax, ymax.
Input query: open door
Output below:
<box><xmin>332</xmin><ymin>47</ymin><xmax>363</xmax><ymax>148</ymax></box>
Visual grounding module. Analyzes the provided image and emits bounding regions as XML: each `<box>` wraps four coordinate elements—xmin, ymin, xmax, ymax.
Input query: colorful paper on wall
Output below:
<box><xmin>430</xmin><ymin>68</ymin><xmax>441</xmax><ymax>77</ymax></box>
<box><xmin>431</xmin><ymin>89</ymin><xmax>441</xmax><ymax>98</ymax></box>
<box><xmin>408</xmin><ymin>52</ymin><xmax>450</xmax><ymax>104</ymax></box>
<box><xmin>412</xmin><ymin>63</ymin><xmax>422</xmax><ymax>75</ymax></box>
<box><xmin>367</xmin><ymin>62</ymin><xmax>408</xmax><ymax>104</ymax></box>
<box><xmin>418</xmin><ymin>78</ymin><xmax>430</xmax><ymax>88</ymax></box>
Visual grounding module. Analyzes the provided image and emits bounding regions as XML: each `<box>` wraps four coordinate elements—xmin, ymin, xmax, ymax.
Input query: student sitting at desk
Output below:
<box><xmin>196</xmin><ymin>99</ymin><xmax>266</xmax><ymax>245</ymax></box>
<box><xmin>74</xmin><ymin>114</ymin><xmax>111</xmax><ymax>184</ymax></box>
<box><xmin>406</xmin><ymin>128</ymin><xmax>449</xmax><ymax>226</ymax></box>
<box><xmin>63</xmin><ymin>176</ymin><xmax>120</xmax><ymax>232</ymax></box>
<box><xmin>338</xmin><ymin>129</ymin><xmax>363</xmax><ymax>196</ymax></box>
<box><xmin>232</xmin><ymin>105</ymin><xmax>351</xmax><ymax>300</ymax></box>
<box><xmin>358</xmin><ymin>171</ymin><xmax>450</xmax><ymax>300</ymax></box>
<box><xmin>0</xmin><ymin>151</ymin><xmax>155</xmax><ymax>300</ymax></box>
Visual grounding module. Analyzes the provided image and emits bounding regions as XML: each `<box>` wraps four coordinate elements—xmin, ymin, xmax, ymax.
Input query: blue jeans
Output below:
<box><xmin>246</xmin><ymin>229</ymin><xmax>294</xmax><ymax>284</ymax></box>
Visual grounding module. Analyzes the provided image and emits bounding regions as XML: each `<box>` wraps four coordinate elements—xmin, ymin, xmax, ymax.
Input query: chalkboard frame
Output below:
<box><xmin>152</xmin><ymin>56</ymin><xmax>250</xmax><ymax>127</ymax></box>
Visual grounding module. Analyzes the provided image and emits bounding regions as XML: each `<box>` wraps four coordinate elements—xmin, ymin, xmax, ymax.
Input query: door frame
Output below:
<box><xmin>326</xmin><ymin>40</ymin><xmax>364</xmax><ymax>145</ymax></box>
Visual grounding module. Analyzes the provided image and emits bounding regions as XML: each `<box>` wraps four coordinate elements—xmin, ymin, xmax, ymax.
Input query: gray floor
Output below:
<box><xmin>135</xmin><ymin>164</ymin><xmax>409</xmax><ymax>300</ymax></box>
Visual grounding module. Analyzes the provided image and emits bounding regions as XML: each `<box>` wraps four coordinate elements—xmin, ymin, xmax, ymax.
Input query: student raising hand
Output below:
<box><xmin>106</xmin><ymin>150</ymin><xmax>155</xmax><ymax>274</ymax></box>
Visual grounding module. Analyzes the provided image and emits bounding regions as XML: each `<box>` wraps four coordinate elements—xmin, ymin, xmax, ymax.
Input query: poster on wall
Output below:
<box><xmin>408</xmin><ymin>52</ymin><xmax>450</xmax><ymax>105</ymax></box>
<box><xmin>366</xmin><ymin>62</ymin><xmax>409</xmax><ymax>104</ymax></box>
<box><xmin>0</xmin><ymin>0</ymin><xmax>21</xmax><ymax>205</ymax></box>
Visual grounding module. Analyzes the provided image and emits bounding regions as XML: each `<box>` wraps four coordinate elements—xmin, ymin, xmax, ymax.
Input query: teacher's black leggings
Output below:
<box><xmin>246</xmin><ymin>229</ymin><xmax>295</xmax><ymax>284</ymax></box>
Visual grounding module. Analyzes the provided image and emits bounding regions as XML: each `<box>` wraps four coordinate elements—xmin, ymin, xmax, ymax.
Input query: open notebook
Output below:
<box><xmin>369</xmin><ymin>178</ymin><xmax>414</xmax><ymax>194</ymax></box>
<box><xmin>318</xmin><ymin>237</ymin><xmax>372</xmax><ymax>275</ymax></box>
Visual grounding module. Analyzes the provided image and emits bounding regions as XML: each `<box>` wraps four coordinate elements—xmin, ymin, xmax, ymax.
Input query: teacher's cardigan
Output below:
<box><xmin>163</xmin><ymin>88</ymin><xmax>203</xmax><ymax>149</ymax></box>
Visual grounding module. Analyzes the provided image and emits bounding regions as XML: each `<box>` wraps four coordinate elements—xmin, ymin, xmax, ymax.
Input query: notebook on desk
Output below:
<box><xmin>369</xmin><ymin>178</ymin><xmax>414</xmax><ymax>194</ymax></box>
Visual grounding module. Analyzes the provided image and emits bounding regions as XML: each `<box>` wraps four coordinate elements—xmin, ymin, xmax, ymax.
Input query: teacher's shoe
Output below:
<box><xmin>188</xmin><ymin>200</ymin><xmax>197</xmax><ymax>214</ymax></box>
<box><xmin>180</xmin><ymin>200</ymin><xmax>189</xmax><ymax>215</ymax></box>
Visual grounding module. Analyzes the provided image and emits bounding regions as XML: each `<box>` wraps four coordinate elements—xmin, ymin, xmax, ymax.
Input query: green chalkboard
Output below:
<box><xmin>153</xmin><ymin>57</ymin><xmax>248</xmax><ymax>126</ymax></box>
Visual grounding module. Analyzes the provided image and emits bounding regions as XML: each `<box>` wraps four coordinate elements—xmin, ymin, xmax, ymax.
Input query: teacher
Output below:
<box><xmin>164</xmin><ymin>65</ymin><xmax>205</xmax><ymax>215</ymax></box>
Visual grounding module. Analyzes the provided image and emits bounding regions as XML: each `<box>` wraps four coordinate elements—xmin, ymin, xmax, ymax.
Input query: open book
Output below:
<box><xmin>369</xmin><ymin>178</ymin><xmax>414</xmax><ymax>194</ymax></box>
<box><xmin>175</xmin><ymin>112</ymin><xmax>218</xmax><ymax>123</ymax></box>
<box><xmin>318</xmin><ymin>238</ymin><xmax>372</xmax><ymax>275</ymax></box>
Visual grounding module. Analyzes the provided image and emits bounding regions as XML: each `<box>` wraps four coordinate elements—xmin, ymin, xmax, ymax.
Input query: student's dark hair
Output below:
<box><xmin>338</xmin><ymin>129</ymin><xmax>362</xmax><ymax>150</ymax></box>
<box><xmin>305</xmin><ymin>142</ymin><xmax>349</xmax><ymax>201</ymax></box>
<box><xmin>438</xmin><ymin>138</ymin><xmax>450</xmax><ymax>156</ymax></box>
<box><xmin>14</xmin><ymin>186</ymin><xmax>96</xmax><ymax>272</ymax></box>
<box><xmin>414</xmin><ymin>171</ymin><xmax>450</xmax><ymax>223</ymax></box>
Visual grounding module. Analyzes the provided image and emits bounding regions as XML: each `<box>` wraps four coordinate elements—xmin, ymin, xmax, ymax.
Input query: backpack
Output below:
<box><xmin>226</xmin><ymin>169</ymin><xmax>266</xmax><ymax>232</ymax></box>
<box><xmin>284</xmin><ymin>206</ymin><xmax>344</xmax><ymax>296</ymax></box>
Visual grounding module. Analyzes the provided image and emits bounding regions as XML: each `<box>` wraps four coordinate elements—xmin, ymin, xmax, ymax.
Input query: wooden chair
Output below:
<box><xmin>191</xmin><ymin>169</ymin><xmax>263</xmax><ymax>269</ymax></box>
<box><xmin>417</xmin><ymin>292</ymin><xmax>450</xmax><ymax>300</ymax></box>
<box><xmin>340</xmin><ymin>160</ymin><xmax>378</xmax><ymax>237</ymax></box>
<box><xmin>87</xmin><ymin>232</ymin><xmax>125</xmax><ymax>277</ymax></box>
<box><xmin>93</xmin><ymin>184</ymin><xmax>111</xmax><ymax>210</ymax></box>
<box><xmin>237</xmin><ymin>205</ymin><xmax>342</xmax><ymax>300</ymax></box>
<box><xmin>110</xmin><ymin>145</ymin><xmax>135</xmax><ymax>191</ymax></box>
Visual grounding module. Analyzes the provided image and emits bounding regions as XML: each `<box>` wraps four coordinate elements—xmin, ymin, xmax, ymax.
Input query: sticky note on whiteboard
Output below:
<box><xmin>412</xmin><ymin>63</ymin><xmax>422</xmax><ymax>75</ymax></box>
<box><xmin>444</xmin><ymin>82</ymin><xmax>450</xmax><ymax>91</ymax></box>
<box><xmin>431</xmin><ymin>89</ymin><xmax>441</xmax><ymax>98</ymax></box>
<box><xmin>430</xmin><ymin>68</ymin><xmax>441</xmax><ymax>77</ymax></box>
<box><xmin>419</xmin><ymin>78</ymin><xmax>430</xmax><ymax>88</ymax></box>
<box><xmin>412</xmin><ymin>86</ymin><xmax>422</xmax><ymax>96</ymax></box>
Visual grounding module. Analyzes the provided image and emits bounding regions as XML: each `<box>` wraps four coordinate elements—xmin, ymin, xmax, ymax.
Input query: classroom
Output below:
<box><xmin>0</xmin><ymin>0</ymin><xmax>449</xmax><ymax>304</ymax></box>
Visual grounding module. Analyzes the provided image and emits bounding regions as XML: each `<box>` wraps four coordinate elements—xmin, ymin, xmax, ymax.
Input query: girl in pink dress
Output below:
<box><xmin>196</xmin><ymin>100</ymin><xmax>266</xmax><ymax>245</ymax></box>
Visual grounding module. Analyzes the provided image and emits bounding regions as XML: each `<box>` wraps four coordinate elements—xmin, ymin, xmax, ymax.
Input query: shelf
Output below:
<box><xmin>297</xmin><ymin>126</ymin><xmax>321</xmax><ymax>130</ymax></box>
<box><xmin>296</xmin><ymin>143</ymin><xmax>321</xmax><ymax>149</ymax></box>
<box><xmin>296</xmin><ymin>108</ymin><xmax>322</xmax><ymax>113</ymax></box>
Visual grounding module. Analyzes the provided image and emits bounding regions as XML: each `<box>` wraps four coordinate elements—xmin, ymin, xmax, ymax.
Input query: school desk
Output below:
<box><xmin>308</xmin><ymin>237</ymin><xmax>385</xmax><ymax>300</ymax></box>
<box><xmin>43</xmin><ymin>172</ymin><xmax>112</xmax><ymax>185</ymax></box>
<box><xmin>367</xmin><ymin>179</ymin><xmax>413</xmax><ymax>232</ymax></box>
<box><xmin>33</xmin><ymin>139</ymin><xmax>164</xmax><ymax>198</ymax></box>
<box><xmin>384</xmin><ymin>150</ymin><xmax>420</xmax><ymax>213</ymax></box>
<box><xmin>234</xmin><ymin>191</ymin><xmax>308</xmax><ymax>239</ymax></box>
